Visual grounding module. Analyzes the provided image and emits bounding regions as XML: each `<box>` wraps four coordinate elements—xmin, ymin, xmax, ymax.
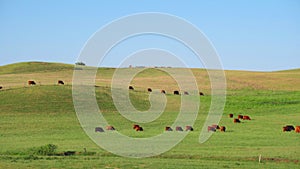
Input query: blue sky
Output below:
<box><xmin>0</xmin><ymin>0</ymin><xmax>299</xmax><ymax>71</ymax></box>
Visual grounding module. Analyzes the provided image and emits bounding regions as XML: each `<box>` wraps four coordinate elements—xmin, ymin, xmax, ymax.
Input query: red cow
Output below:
<box><xmin>237</xmin><ymin>115</ymin><xmax>243</xmax><ymax>119</ymax></box>
<box><xmin>211</xmin><ymin>124</ymin><xmax>220</xmax><ymax>129</ymax></box>
<box><xmin>295</xmin><ymin>126</ymin><xmax>300</xmax><ymax>133</ymax></box>
<box><xmin>207</xmin><ymin>126</ymin><xmax>216</xmax><ymax>132</ymax></box>
<box><xmin>219</xmin><ymin>126</ymin><xmax>226</xmax><ymax>132</ymax></box>
<box><xmin>243</xmin><ymin>115</ymin><xmax>251</xmax><ymax>120</ymax></box>
<box><xmin>228</xmin><ymin>114</ymin><xmax>233</xmax><ymax>118</ymax></box>
<box><xmin>234</xmin><ymin>118</ymin><xmax>241</xmax><ymax>123</ymax></box>
<box><xmin>165</xmin><ymin>126</ymin><xmax>172</xmax><ymax>131</ymax></box>
<box><xmin>106</xmin><ymin>126</ymin><xmax>115</xmax><ymax>130</ymax></box>
<box><xmin>28</xmin><ymin>80</ymin><xmax>36</xmax><ymax>85</ymax></box>
<box><xmin>161</xmin><ymin>90</ymin><xmax>166</xmax><ymax>94</ymax></box>
<box><xmin>135</xmin><ymin>126</ymin><xmax>143</xmax><ymax>131</ymax></box>
<box><xmin>185</xmin><ymin>126</ymin><xmax>194</xmax><ymax>131</ymax></box>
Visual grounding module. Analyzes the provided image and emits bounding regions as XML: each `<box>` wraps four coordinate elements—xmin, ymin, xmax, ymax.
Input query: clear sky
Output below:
<box><xmin>1</xmin><ymin>0</ymin><xmax>299</xmax><ymax>71</ymax></box>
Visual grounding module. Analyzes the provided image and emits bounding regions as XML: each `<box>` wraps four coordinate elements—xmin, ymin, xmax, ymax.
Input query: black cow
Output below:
<box><xmin>174</xmin><ymin>91</ymin><xmax>180</xmax><ymax>95</ymax></box>
<box><xmin>58</xmin><ymin>80</ymin><xmax>65</xmax><ymax>85</ymax></box>
<box><xmin>28</xmin><ymin>80</ymin><xmax>36</xmax><ymax>85</ymax></box>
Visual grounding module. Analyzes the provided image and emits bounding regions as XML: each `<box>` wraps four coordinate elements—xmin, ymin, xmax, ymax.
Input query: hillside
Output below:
<box><xmin>0</xmin><ymin>62</ymin><xmax>300</xmax><ymax>168</ymax></box>
<box><xmin>0</xmin><ymin>62</ymin><xmax>299</xmax><ymax>91</ymax></box>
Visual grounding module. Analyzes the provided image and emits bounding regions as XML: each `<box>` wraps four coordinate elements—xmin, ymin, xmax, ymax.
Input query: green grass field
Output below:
<box><xmin>0</xmin><ymin>62</ymin><xmax>300</xmax><ymax>168</ymax></box>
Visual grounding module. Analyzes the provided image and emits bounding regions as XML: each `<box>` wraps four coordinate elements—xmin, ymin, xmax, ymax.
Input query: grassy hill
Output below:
<box><xmin>0</xmin><ymin>62</ymin><xmax>300</xmax><ymax>168</ymax></box>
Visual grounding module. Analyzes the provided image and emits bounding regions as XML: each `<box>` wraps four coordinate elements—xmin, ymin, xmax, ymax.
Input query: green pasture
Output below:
<box><xmin>0</xmin><ymin>62</ymin><xmax>300</xmax><ymax>168</ymax></box>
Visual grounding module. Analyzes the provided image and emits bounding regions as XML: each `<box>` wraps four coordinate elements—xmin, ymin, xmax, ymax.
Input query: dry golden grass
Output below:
<box><xmin>0</xmin><ymin>62</ymin><xmax>299</xmax><ymax>92</ymax></box>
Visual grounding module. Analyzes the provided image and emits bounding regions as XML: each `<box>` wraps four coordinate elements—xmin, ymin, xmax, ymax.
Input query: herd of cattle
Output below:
<box><xmin>129</xmin><ymin>85</ymin><xmax>205</xmax><ymax>96</ymax></box>
<box><xmin>1</xmin><ymin>81</ymin><xmax>299</xmax><ymax>134</ymax></box>
<box><xmin>283</xmin><ymin>125</ymin><xmax>300</xmax><ymax>133</ymax></box>
<box><xmin>95</xmin><ymin>124</ymin><xmax>194</xmax><ymax>133</ymax></box>
<box><xmin>0</xmin><ymin>80</ymin><xmax>65</xmax><ymax>90</ymax></box>
<box><xmin>27</xmin><ymin>80</ymin><xmax>65</xmax><ymax>85</ymax></box>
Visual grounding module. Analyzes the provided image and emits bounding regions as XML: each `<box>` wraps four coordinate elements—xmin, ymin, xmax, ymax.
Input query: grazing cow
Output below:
<box><xmin>283</xmin><ymin>125</ymin><xmax>295</xmax><ymax>132</ymax></box>
<box><xmin>176</xmin><ymin>126</ymin><xmax>183</xmax><ymax>131</ymax></box>
<box><xmin>135</xmin><ymin>126</ymin><xmax>143</xmax><ymax>131</ymax></box>
<box><xmin>243</xmin><ymin>115</ymin><xmax>251</xmax><ymax>120</ymax></box>
<box><xmin>133</xmin><ymin>124</ymin><xmax>140</xmax><ymax>130</ymax></box>
<box><xmin>185</xmin><ymin>126</ymin><xmax>194</xmax><ymax>131</ymax></box>
<box><xmin>95</xmin><ymin>127</ymin><xmax>104</xmax><ymax>132</ymax></box>
<box><xmin>173</xmin><ymin>90</ymin><xmax>180</xmax><ymax>95</ymax></box>
<box><xmin>207</xmin><ymin>126</ymin><xmax>216</xmax><ymax>132</ymax></box>
<box><xmin>219</xmin><ymin>126</ymin><xmax>226</xmax><ymax>132</ymax></box>
<box><xmin>28</xmin><ymin>80</ymin><xmax>36</xmax><ymax>85</ymax></box>
<box><xmin>165</xmin><ymin>126</ymin><xmax>173</xmax><ymax>131</ymax></box>
<box><xmin>0</xmin><ymin>86</ymin><xmax>2</xmax><ymax>90</ymax></box>
<box><xmin>58</xmin><ymin>80</ymin><xmax>64</xmax><ymax>85</ymax></box>
<box><xmin>147</xmin><ymin>88</ymin><xmax>152</xmax><ymax>92</ymax></box>
<box><xmin>161</xmin><ymin>90</ymin><xmax>166</xmax><ymax>94</ymax></box>
<box><xmin>234</xmin><ymin>118</ymin><xmax>241</xmax><ymax>123</ymax></box>
<box><xmin>237</xmin><ymin>115</ymin><xmax>243</xmax><ymax>119</ymax></box>
<box><xmin>183</xmin><ymin>91</ymin><xmax>189</xmax><ymax>95</ymax></box>
<box><xmin>133</xmin><ymin>124</ymin><xmax>143</xmax><ymax>131</ymax></box>
<box><xmin>199</xmin><ymin>92</ymin><xmax>204</xmax><ymax>96</ymax></box>
<box><xmin>229</xmin><ymin>114</ymin><xmax>233</xmax><ymax>118</ymax></box>
<box><xmin>295</xmin><ymin>126</ymin><xmax>300</xmax><ymax>133</ymax></box>
<box><xmin>211</xmin><ymin>124</ymin><xmax>220</xmax><ymax>129</ymax></box>
<box><xmin>129</xmin><ymin>86</ymin><xmax>134</xmax><ymax>90</ymax></box>
<box><xmin>106</xmin><ymin>126</ymin><xmax>115</xmax><ymax>131</ymax></box>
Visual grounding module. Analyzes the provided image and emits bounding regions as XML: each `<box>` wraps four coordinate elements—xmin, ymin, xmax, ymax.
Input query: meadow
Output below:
<box><xmin>0</xmin><ymin>62</ymin><xmax>300</xmax><ymax>169</ymax></box>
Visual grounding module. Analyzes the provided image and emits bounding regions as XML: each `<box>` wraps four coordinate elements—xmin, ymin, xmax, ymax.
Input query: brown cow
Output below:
<box><xmin>95</xmin><ymin>127</ymin><xmax>104</xmax><ymax>132</ymax></box>
<box><xmin>133</xmin><ymin>124</ymin><xmax>140</xmax><ymax>129</ymax></box>
<box><xmin>183</xmin><ymin>91</ymin><xmax>189</xmax><ymax>95</ymax></box>
<box><xmin>185</xmin><ymin>126</ymin><xmax>194</xmax><ymax>131</ymax></box>
<box><xmin>161</xmin><ymin>90</ymin><xmax>166</xmax><ymax>94</ymax></box>
<box><xmin>228</xmin><ymin>114</ymin><xmax>233</xmax><ymax>118</ymax></box>
<box><xmin>147</xmin><ymin>88</ymin><xmax>152</xmax><ymax>92</ymax></box>
<box><xmin>282</xmin><ymin>125</ymin><xmax>295</xmax><ymax>132</ymax></box>
<box><xmin>174</xmin><ymin>91</ymin><xmax>180</xmax><ymax>95</ymax></box>
<box><xmin>211</xmin><ymin>124</ymin><xmax>220</xmax><ymax>129</ymax></box>
<box><xmin>243</xmin><ymin>115</ymin><xmax>251</xmax><ymax>120</ymax></box>
<box><xmin>219</xmin><ymin>126</ymin><xmax>226</xmax><ymax>132</ymax></box>
<box><xmin>199</xmin><ymin>92</ymin><xmax>204</xmax><ymax>96</ymax></box>
<box><xmin>176</xmin><ymin>126</ymin><xmax>183</xmax><ymax>131</ymax></box>
<box><xmin>295</xmin><ymin>126</ymin><xmax>300</xmax><ymax>133</ymax></box>
<box><xmin>237</xmin><ymin>115</ymin><xmax>243</xmax><ymax>119</ymax></box>
<box><xmin>135</xmin><ymin>126</ymin><xmax>143</xmax><ymax>131</ymax></box>
<box><xmin>234</xmin><ymin>118</ymin><xmax>241</xmax><ymax>123</ymax></box>
<box><xmin>28</xmin><ymin>80</ymin><xmax>36</xmax><ymax>85</ymax></box>
<box><xmin>129</xmin><ymin>86</ymin><xmax>134</xmax><ymax>90</ymax></box>
<box><xmin>165</xmin><ymin>126</ymin><xmax>173</xmax><ymax>131</ymax></box>
<box><xmin>58</xmin><ymin>80</ymin><xmax>64</xmax><ymax>85</ymax></box>
<box><xmin>106</xmin><ymin>126</ymin><xmax>115</xmax><ymax>130</ymax></box>
<box><xmin>207</xmin><ymin>126</ymin><xmax>216</xmax><ymax>132</ymax></box>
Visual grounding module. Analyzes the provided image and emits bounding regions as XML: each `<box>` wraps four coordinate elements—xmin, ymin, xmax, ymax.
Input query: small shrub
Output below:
<box><xmin>75</xmin><ymin>62</ymin><xmax>86</xmax><ymax>66</ymax></box>
<box><xmin>30</xmin><ymin>144</ymin><xmax>58</xmax><ymax>156</ymax></box>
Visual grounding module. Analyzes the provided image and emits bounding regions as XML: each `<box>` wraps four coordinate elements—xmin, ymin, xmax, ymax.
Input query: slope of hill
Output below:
<box><xmin>1</xmin><ymin>61</ymin><xmax>299</xmax><ymax>91</ymax></box>
<box><xmin>0</xmin><ymin>62</ymin><xmax>300</xmax><ymax>168</ymax></box>
<box><xmin>0</xmin><ymin>62</ymin><xmax>74</xmax><ymax>75</ymax></box>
